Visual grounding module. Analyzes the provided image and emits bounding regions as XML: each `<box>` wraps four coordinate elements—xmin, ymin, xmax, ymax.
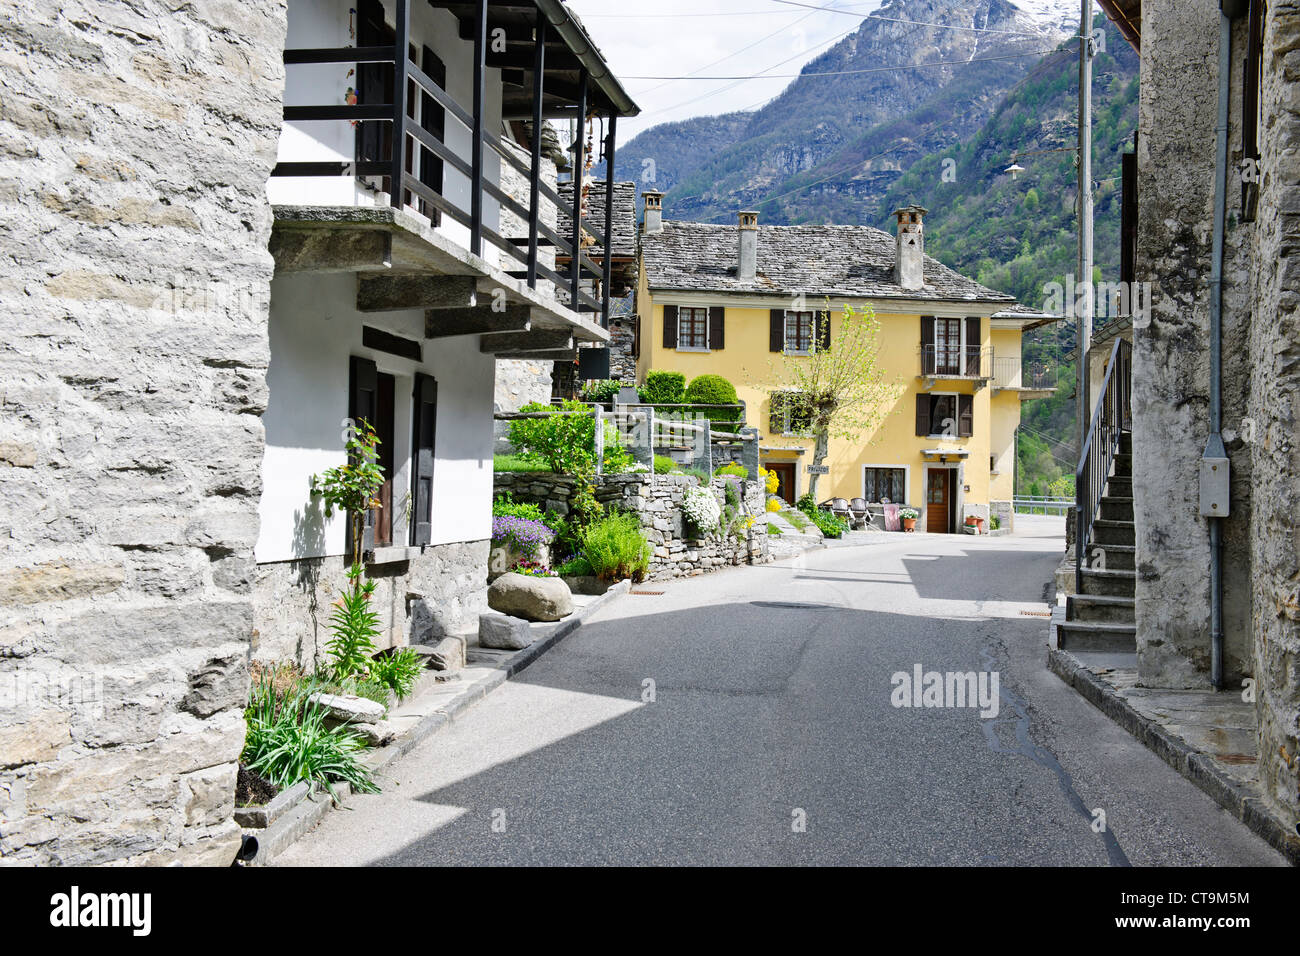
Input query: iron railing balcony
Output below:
<box><xmin>919</xmin><ymin>345</ymin><xmax>993</xmax><ymax>380</ymax></box>
<box><xmin>992</xmin><ymin>355</ymin><xmax>1059</xmax><ymax>393</ymax></box>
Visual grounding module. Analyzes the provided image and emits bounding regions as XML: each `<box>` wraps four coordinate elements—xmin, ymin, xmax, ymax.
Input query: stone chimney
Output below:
<box><xmin>893</xmin><ymin>204</ymin><xmax>928</xmax><ymax>290</ymax></box>
<box><xmin>642</xmin><ymin>191</ymin><xmax>663</xmax><ymax>235</ymax></box>
<box><xmin>738</xmin><ymin>210</ymin><xmax>758</xmax><ymax>280</ymax></box>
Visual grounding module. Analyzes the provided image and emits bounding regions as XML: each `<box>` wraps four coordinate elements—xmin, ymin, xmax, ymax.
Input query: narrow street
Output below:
<box><xmin>281</xmin><ymin>519</ymin><xmax>1286</xmax><ymax>866</ymax></box>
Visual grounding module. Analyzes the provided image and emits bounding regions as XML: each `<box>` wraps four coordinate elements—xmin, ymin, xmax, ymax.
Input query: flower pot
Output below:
<box><xmin>901</xmin><ymin>518</ymin><xmax>917</xmax><ymax>532</ymax></box>
<box><xmin>965</xmin><ymin>517</ymin><xmax>984</xmax><ymax>534</ymax></box>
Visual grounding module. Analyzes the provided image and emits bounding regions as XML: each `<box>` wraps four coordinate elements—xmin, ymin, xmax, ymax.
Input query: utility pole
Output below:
<box><xmin>1077</xmin><ymin>0</ymin><xmax>1094</xmax><ymax>456</ymax></box>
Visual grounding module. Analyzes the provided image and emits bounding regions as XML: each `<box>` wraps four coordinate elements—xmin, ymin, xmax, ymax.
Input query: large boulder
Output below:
<box><xmin>487</xmin><ymin>572</ymin><xmax>574</xmax><ymax>622</ymax></box>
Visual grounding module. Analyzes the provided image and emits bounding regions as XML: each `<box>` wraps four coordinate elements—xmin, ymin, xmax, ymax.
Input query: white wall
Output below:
<box><xmin>257</xmin><ymin>271</ymin><xmax>495</xmax><ymax>562</ymax></box>
<box><xmin>271</xmin><ymin>0</ymin><xmax>503</xmax><ymax>264</ymax></box>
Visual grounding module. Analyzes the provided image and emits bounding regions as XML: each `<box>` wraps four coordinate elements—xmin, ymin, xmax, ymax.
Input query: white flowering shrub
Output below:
<box><xmin>681</xmin><ymin>485</ymin><xmax>722</xmax><ymax>536</ymax></box>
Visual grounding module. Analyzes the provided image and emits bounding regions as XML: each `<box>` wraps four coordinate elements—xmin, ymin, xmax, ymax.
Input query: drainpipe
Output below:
<box><xmin>1202</xmin><ymin>2</ymin><xmax>1244</xmax><ymax>690</ymax></box>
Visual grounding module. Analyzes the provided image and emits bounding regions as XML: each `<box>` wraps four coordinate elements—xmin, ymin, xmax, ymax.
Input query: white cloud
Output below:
<box><xmin>566</xmin><ymin>0</ymin><xmax>884</xmax><ymax>143</ymax></box>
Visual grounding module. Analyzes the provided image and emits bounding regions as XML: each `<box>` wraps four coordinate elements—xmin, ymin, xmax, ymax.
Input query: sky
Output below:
<box><xmin>565</xmin><ymin>0</ymin><xmax>886</xmax><ymax>144</ymax></box>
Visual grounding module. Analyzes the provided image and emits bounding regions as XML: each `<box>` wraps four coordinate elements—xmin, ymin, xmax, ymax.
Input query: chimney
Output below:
<box><xmin>738</xmin><ymin>210</ymin><xmax>759</xmax><ymax>280</ymax></box>
<box><xmin>642</xmin><ymin>191</ymin><xmax>663</xmax><ymax>235</ymax></box>
<box><xmin>893</xmin><ymin>204</ymin><xmax>928</xmax><ymax>290</ymax></box>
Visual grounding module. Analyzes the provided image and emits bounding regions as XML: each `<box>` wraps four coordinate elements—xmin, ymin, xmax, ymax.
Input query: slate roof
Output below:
<box><xmin>641</xmin><ymin>220</ymin><xmax>1019</xmax><ymax>306</ymax></box>
<box><xmin>556</xmin><ymin>181</ymin><xmax>638</xmax><ymax>260</ymax></box>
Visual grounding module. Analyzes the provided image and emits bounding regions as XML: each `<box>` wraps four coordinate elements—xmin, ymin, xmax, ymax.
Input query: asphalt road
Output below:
<box><xmin>280</xmin><ymin>517</ymin><xmax>1286</xmax><ymax>866</ymax></box>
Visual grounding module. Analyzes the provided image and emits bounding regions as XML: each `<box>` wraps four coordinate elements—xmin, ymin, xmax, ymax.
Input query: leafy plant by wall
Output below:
<box><xmin>581</xmin><ymin>512</ymin><xmax>651</xmax><ymax>582</ymax></box>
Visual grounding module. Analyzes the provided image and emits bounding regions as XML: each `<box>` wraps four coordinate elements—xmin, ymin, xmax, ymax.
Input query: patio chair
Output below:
<box><xmin>828</xmin><ymin>497</ymin><xmax>854</xmax><ymax>524</ymax></box>
<box><xmin>848</xmin><ymin>497</ymin><xmax>873</xmax><ymax>528</ymax></box>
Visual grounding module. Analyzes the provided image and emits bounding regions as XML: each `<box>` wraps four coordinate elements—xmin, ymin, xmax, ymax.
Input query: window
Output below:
<box><xmin>914</xmin><ymin>392</ymin><xmax>973</xmax><ymax>438</ymax></box>
<box><xmin>934</xmin><ymin>317</ymin><xmax>962</xmax><ymax>375</ymax></box>
<box><xmin>863</xmin><ymin>467</ymin><xmax>905</xmax><ymax>503</ymax></box>
<box><xmin>678</xmin><ymin>307</ymin><xmax>709</xmax><ymax>349</ymax></box>
<box><xmin>785</xmin><ymin>311</ymin><xmax>814</xmax><ymax>353</ymax></box>
<box><xmin>770</xmin><ymin>390</ymin><xmax>812</xmax><ymax>435</ymax></box>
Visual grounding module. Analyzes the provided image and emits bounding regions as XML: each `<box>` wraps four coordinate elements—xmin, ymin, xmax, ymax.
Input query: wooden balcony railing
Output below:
<box><xmin>273</xmin><ymin>0</ymin><xmax>615</xmax><ymax>327</ymax></box>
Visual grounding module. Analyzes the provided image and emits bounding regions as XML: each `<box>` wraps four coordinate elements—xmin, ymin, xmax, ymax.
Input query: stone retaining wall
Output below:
<box><xmin>493</xmin><ymin>472</ymin><xmax>771</xmax><ymax>579</ymax></box>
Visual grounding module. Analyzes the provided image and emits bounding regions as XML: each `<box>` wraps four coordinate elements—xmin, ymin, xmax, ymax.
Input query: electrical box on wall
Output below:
<box><xmin>1199</xmin><ymin>457</ymin><xmax>1231</xmax><ymax>517</ymax></box>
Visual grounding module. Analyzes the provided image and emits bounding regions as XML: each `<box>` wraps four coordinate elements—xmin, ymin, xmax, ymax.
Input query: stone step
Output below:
<box><xmin>1068</xmin><ymin>593</ymin><xmax>1136</xmax><ymax>625</ymax></box>
<box><xmin>1058</xmin><ymin>620</ymin><xmax>1137</xmax><ymax>652</ymax></box>
<box><xmin>1106</xmin><ymin>475</ymin><xmax>1133</xmax><ymax>498</ymax></box>
<box><xmin>1100</xmin><ymin>495</ymin><xmax>1134</xmax><ymax>521</ymax></box>
<box><xmin>1112</xmin><ymin>452</ymin><xmax>1132</xmax><ymax>477</ymax></box>
<box><xmin>1119</xmin><ymin>432</ymin><xmax>1132</xmax><ymax>455</ymax></box>
<box><xmin>1091</xmin><ymin>518</ymin><xmax>1136</xmax><ymax>546</ymax></box>
<box><xmin>1081</xmin><ymin>543</ymin><xmax>1135</xmax><ymax>571</ymax></box>
<box><xmin>1080</xmin><ymin>567</ymin><xmax>1136</xmax><ymax>598</ymax></box>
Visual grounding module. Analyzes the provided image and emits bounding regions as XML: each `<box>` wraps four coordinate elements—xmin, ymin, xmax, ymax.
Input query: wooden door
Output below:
<box><xmin>926</xmin><ymin>469</ymin><xmax>950</xmax><ymax>534</ymax></box>
<box><xmin>767</xmin><ymin>462</ymin><xmax>796</xmax><ymax>503</ymax></box>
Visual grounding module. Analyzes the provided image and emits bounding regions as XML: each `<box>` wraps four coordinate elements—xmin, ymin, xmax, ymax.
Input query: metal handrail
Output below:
<box><xmin>1075</xmin><ymin>337</ymin><xmax>1132</xmax><ymax>592</ymax></box>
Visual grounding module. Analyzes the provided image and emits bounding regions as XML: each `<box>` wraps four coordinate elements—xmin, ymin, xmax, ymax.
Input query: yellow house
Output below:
<box><xmin>635</xmin><ymin>197</ymin><xmax>1055</xmax><ymax>534</ymax></box>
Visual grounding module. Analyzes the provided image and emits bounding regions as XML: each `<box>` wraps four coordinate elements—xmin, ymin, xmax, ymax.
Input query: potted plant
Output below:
<box><xmin>898</xmin><ymin>507</ymin><xmax>919</xmax><ymax>532</ymax></box>
<box><xmin>965</xmin><ymin>514</ymin><xmax>985</xmax><ymax>533</ymax></box>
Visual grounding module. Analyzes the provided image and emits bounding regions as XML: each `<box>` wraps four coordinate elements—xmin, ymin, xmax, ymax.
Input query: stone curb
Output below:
<box><xmin>248</xmin><ymin>579</ymin><xmax>631</xmax><ymax>866</ymax></box>
<box><xmin>1048</xmin><ymin>646</ymin><xmax>1300</xmax><ymax>865</ymax></box>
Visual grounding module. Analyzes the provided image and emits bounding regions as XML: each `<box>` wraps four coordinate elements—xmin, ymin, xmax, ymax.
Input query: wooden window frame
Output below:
<box><xmin>784</xmin><ymin>310</ymin><xmax>815</xmax><ymax>354</ymax></box>
<box><xmin>677</xmin><ymin>306</ymin><xmax>710</xmax><ymax>350</ymax></box>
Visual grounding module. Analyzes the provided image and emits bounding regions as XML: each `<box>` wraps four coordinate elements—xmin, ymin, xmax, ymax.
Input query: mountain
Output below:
<box><xmin>608</xmin><ymin>0</ymin><xmax>1081</xmax><ymax>224</ymax></box>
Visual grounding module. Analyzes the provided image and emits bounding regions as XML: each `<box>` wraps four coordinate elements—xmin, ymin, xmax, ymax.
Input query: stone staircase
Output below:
<box><xmin>1060</xmin><ymin>431</ymin><xmax>1136</xmax><ymax>652</ymax></box>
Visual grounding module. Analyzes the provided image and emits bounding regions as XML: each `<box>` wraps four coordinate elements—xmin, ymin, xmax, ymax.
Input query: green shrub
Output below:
<box><xmin>809</xmin><ymin>509</ymin><xmax>849</xmax><ymax>539</ymax></box>
<box><xmin>507</xmin><ymin>400</ymin><xmax>633</xmax><ymax>474</ymax></box>
<box><xmin>582</xmin><ymin>512</ymin><xmax>651</xmax><ymax>582</ymax></box>
<box><xmin>653</xmin><ymin>454</ymin><xmax>679</xmax><ymax>475</ymax></box>
<box><xmin>369</xmin><ymin>648</ymin><xmax>425</xmax><ymax>701</ymax></box>
<box><xmin>684</xmin><ymin>373</ymin><xmax>738</xmax><ymax>406</ymax></box>
<box><xmin>555</xmin><ymin>554</ymin><xmax>594</xmax><ymax>577</ymax></box>
<box><xmin>685</xmin><ymin>374</ymin><xmax>742</xmax><ymax>431</ymax></box>
<box><xmin>638</xmin><ymin>370</ymin><xmax>686</xmax><ymax>405</ymax></box>
<box><xmin>796</xmin><ymin>492</ymin><xmax>817</xmax><ymax>515</ymax></box>
<box><xmin>492</xmin><ymin>492</ymin><xmax>548</xmax><ymax>524</ymax></box>
<box><xmin>716</xmin><ymin>463</ymin><xmax>749</xmax><ymax>480</ymax></box>
<box><xmin>580</xmin><ymin>379</ymin><xmax>624</xmax><ymax>403</ymax></box>
<box><xmin>546</xmin><ymin>515</ymin><xmax>583</xmax><ymax>562</ymax></box>
<box><xmin>681</xmin><ymin>467</ymin><xmax>710</xmax><ymax>482</ymax></box>
<box><xmin>242</xmin><ymin>677</ymin><xmax>379</xmax><ymax>803</ymax></box>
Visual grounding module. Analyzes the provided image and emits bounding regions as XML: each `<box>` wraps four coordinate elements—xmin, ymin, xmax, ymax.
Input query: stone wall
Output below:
<box><xmin>1131</xmin><ymin>0</ymin><xmax>1254</xmax><ymax>689</ymax></box>
<box><xmin>0</xmin><ymin>1</ymin><xmax>286</xmax><ymax>863</ymax></box>
<box><xmin>493</xmin><ymin>473</ymin><xmax>771</xmax><ymax>579</ymax></box>
<box><xmin>252</xmin><ymin>542</ymin><xmax>489</xmax><ymax>670</ymax></box>
<box><xmin>1248</xmin><ymin>1</ymin><xmax>1300</xmax><ymax>828</ymax></box>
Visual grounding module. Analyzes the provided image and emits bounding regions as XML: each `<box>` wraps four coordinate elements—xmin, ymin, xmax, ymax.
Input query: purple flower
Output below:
<box><xmin>491</xmin><ymin>516</ymin><xmax>555</xmax><ymax>555</ymax></box>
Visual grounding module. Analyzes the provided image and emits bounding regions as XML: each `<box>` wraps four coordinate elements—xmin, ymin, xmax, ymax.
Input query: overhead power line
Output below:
<box><xmin>768</xmin><ymin>0</ymin><xmax>1073</xmax><ymax>38</ymax></box>
<box><xmin>623</xmin><ymin>48</ymin><xmax>1057</xmax><ymax>81</ymax></box>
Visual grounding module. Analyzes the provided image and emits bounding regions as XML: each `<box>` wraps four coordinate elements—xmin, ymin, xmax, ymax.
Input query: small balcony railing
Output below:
<box><xmin>272</xmin><ymin>0</ymin><xmax>615</xmax><ymax>327</ymax></box>
<box><xmin>992</xmin><ymin>355</ymin><xmax>1058</xmax><ymax>391</ymax></box>
<box><xmin>919</xmin><ymin>345</ymin><xmax>992</xmax><ymax>379</ymax></box>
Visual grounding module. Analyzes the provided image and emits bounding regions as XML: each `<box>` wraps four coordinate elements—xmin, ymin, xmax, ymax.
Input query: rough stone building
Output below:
<box><xmin>1089</xmin><ymin>0</ymin><xmax>1300</xmax><ymax>830</ymax></box>
<box><xmin>0</xmin><ymin>0</ymin><xmax>636</xmax><ymax>866</ymax></box>
<box><xmin>0</xmin><ymin>0</ymin><xmax>287</xmax><ymax>865</ymax></box>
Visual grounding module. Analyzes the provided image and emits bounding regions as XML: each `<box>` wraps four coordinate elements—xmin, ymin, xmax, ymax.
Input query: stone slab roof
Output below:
<box><xmin>641</xmin><ymin>220</ymin><xmax>1019</xmax><ymax>306</ymax></box>
<box><xmin>557</xmin><ymin>181</ymin><xmax>638</xmax><ymax>259</ymax></box>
